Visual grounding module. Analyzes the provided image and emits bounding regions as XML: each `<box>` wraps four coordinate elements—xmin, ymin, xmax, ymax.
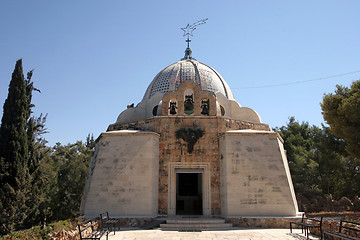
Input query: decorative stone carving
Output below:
<box><xmin>175</xmin><ymin>128</ymin><xmax>204</xmax><ymax>153</ymax></box>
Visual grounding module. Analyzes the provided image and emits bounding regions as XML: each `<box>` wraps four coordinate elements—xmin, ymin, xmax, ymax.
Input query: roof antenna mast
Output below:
<box><xmin>181</xmin><ymin>18</ymin><xmax>208</xmax><ymax>60</ymax></box>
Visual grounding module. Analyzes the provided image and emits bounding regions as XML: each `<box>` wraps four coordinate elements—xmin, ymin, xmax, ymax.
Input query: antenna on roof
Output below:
<box><xmin>181</xmin><ymin>18</ymin><xmax>208</xmax><ymax>60</ymax></box>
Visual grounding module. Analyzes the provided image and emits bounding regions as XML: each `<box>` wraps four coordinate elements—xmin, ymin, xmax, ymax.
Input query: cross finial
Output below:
<box><xmin>186</xmin><ymin>38</ymin><xmax>191</xmax><ymax>48</ymax></box>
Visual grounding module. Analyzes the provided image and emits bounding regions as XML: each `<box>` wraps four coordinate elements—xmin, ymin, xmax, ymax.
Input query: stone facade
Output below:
<box><xmin>106</xmin><ymin>116</ymin><xmax>274</xmax><ymax>216</ymax></box>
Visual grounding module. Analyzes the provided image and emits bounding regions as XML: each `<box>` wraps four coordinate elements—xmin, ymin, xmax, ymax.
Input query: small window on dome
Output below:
<box><xmin>220</xmin><ymin>105</ymin><xmax>225</xmax><ymax>116</ymax></box>
<box><xmin>152</xmin><ymin>105</ymin><xmax>158</xmax><ymax>116</ymax></box>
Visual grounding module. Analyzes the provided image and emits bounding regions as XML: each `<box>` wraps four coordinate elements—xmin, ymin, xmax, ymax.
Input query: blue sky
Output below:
<box><xmin>1</xmin><ymin>1</ymin><xmax>360</xmax><ymax>146</ymax></box>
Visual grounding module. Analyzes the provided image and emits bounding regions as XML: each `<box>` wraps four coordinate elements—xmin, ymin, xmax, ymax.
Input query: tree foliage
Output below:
<box><xmin>274</xmin><ymin>117</ymin><xmax>321</xmax><ymax>199</ymax></box>
<box><xmin>0</xmin><ymin>60</ymin><xmax>93</xmax><ymax>235</ymax></box>
<box><xmin>321</xmin><ymin>80</ymin><xmax>360</xmax><ymax>158</ymax></box>
<box><xmin>274</xmin><ymin>117</ymin><xmax>360</xmax><ymax>211</ymax></box>
<box><xmin>49</xmin><ymin>140</ymin><xmax>92</xmax><ymax>221</ymax></box>
<box><xmin>0</xmin><ymin>59</ymin><xmax>32</xmax><ymax>233</ymax></box>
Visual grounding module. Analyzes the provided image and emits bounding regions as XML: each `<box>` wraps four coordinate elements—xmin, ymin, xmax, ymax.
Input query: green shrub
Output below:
<box><xmin>1</xmin><ymin>219</ymin><xmax>78</xmax><ymax>240</ymax></box>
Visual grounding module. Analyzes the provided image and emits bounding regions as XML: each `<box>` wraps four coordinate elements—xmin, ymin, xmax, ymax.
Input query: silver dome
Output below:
<box><xmin>142</xmin><ymin>59</ymin><xmax>235</xmax><ymax>101</ymax></box>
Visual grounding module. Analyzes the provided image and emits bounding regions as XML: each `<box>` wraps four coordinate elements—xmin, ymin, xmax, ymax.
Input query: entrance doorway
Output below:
<box><xmin>176</xmin><ymin>173</ymin><xmax>203</xmax><ymax>215</ymax></box>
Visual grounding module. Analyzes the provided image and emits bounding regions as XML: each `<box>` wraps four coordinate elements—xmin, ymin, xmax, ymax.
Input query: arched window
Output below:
<box><xmin>184</xmin><ymin>89</ymin><xmax>194</xmax><ymax>115</ymax></box>
<box><xmin>201</xmin><ymin>99</ymin><xmax>209</xmax><ymax>115</ymax></box>
<box><xmin>220</xmin><ymin>105</ymin><xmax>225</xmax><ymax>116</ymax></box>
<box><xmin>169</xmin><ymin>100</ymin><xmax>177</xmax><ymax>115</ymax></box>
<box><xmin>152</xmin><ymin>105</ymin><xmax>158</xmax><ymax>116</ymax></box>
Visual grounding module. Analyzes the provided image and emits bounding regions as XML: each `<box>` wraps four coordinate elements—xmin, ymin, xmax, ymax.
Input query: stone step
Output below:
<box><xmin>166</xmin><ymin>218</ymin><xmax>226</xmax><ymax>224</ymax></box>
<box><xmin>160</xmin><ymin>217</ymin><xmax>233</xmax><ymax>231</ymax></box>
<box><xmin>140</xmin><ymin>219</ymin><xmax>166</xmax><ymax>230</ymax></box>
<box><xmin>160</xmin><ymin>224</ymin><xmax>234</xmax><ymax>231</ymax></box>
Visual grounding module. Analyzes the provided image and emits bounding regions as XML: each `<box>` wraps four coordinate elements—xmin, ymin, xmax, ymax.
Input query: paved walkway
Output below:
<box><xmin>106</xmin><ymin>228</ymin><xmax>321</xmax><ymax>240</ymax></box>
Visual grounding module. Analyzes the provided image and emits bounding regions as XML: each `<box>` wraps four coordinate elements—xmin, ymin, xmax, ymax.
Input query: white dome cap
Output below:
<box><xmin>142</xmin><ymin>59</ymin><xmax>235</xmax><ymax>101</ymax></box>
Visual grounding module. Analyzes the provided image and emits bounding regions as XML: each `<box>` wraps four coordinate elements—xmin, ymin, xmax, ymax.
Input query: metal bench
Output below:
<box><xmin>323</xmin><ymin>220</ymin><xmax>360</xmax><ymax>240</ymax></box>
<box><xmin>78</xmin><ymin>218</ymin><xmax>109</xmax><ymax>240</ymax></box>
<box><xmin>290</xmin><ymin>213</ymin><xmax>323</xmax><ymax>240</ymax></box>
<box><xmin>100</xmin><ymin>212</ymin><xmax>120</xmax><ymax>235</ymax></box>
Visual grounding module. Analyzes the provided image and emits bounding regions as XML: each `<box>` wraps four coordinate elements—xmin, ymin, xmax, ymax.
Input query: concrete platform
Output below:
<box><xmin>106</xmin><ymin>228</ymin><xmax>321</xmax><ymax>240</ymax></box>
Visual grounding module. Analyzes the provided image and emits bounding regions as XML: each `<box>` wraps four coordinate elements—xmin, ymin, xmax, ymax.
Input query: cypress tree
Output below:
<box><xmin>0</xmin><ymin>59</ymin><xmax>31</xmax><ymax>234</ymax></box>
<box><xmin>24</xmin><ymin>69</ymin><xmax>41</xmax><ymax>175</ymax></box>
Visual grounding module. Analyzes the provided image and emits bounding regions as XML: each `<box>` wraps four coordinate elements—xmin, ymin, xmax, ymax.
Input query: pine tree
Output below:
<box><xmin>0</xmin><ymin>59</ymin><xmax>32</xmax><ymax>234</ymax></box>
<box><xmin>321</xmin><ymin>80</ymin><xmax>360</xmax><ymax>158</ymax></box>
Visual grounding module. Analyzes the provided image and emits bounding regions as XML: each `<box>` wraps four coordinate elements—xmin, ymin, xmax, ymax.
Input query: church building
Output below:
<box><xmin>80</xmin><ymin>37</ymin><xmax>299</xmax><ymax>219</ymax></box>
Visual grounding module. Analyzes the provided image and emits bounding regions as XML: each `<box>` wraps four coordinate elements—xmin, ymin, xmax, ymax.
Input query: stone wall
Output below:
<box><xmin>219</xmin><ymin>130</ymin><xmax>298</xmax><ymax>216</ymax></box>
<box><xmin>156</xmin><ymin>117</ymin><xmax>221</xmax><ymax>215</ymax></box>
<box><xmin>304</xmin><ymin>213</ymin><xmax>360</xmax><ymax>239</ymax></box>
<box><xmin>298</xmin><ymin>195</ymin><xmax>360</xmax><ymax>213</ymax></box>
<box><xmin>81</xmin><ymin>131</ymin><xmax>159</xmax><ymax>217</ymax></box>
<box><xmin>226</xmin><ymin>217</ymin><xmax>301</xmax><ymax>228</ymax></box>
<box><xmin>107</xmin><ymin>116</ymin><xmax>270</xmax><ymax>216</ymax></box>
<box><xmin>108</xmin><ymin>116</ymin><xmax>270</xmax><ymax>133</ymax></box>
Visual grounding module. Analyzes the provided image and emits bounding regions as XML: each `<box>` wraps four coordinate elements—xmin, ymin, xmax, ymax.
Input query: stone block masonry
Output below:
<box><xmin>107</xmin><ymin>116</ymin><xmax>273</xmax><ymax>216</ymax></box>
<box><xmin>219</xmin><ymin>130</ymin><xmax>298</xmax><ymax>216</ymax></box>
<box><xmin>80</xmin><ymin>130</ymin><xmax>159</xmax><ymax>217</ymax></box>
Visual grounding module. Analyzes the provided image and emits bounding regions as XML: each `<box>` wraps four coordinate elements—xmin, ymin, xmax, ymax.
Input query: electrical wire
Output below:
<box><xmin>233</xmin><ymin>70</ymin><xmax>360</xmax><ymax>89</ymax></box>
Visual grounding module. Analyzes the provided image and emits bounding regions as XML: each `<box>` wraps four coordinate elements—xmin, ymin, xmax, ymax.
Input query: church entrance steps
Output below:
<box><xmin>160</xmin><ymin>217</ymin><xmax>233</xmax><ymax>231</ymax></box>
<box><xmin>140</xmin><ymin>219</ymin><xmax>166</xmax><ymax>230</ymax></box>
